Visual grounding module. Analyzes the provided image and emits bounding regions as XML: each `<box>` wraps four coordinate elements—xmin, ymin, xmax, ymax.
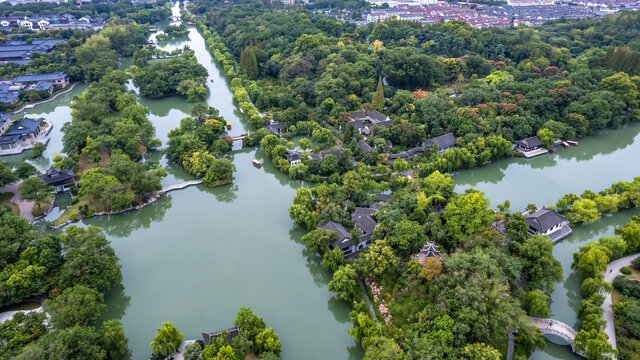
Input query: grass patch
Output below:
<box><xmin>52</xmin><ymin>196</ymin><xmax>106</xmax><ymax>226</ymax></box>
<box><xmin>31</xmin><ymin>195</ymin><xmax>53</xmax><ymax>218</ymax></box>
<box><xmin>0</xmin><ymin>192</ymin><xmax>19</xmax><ymax>215</ymax></box>
<box><xmin>628</xmin><ymin>266</ymin><xmax>640</xmax><ymax>280</ymax></box>
<box><xmin>77</xmin><ymin>151</ymin><xmax>112</xmax><ymax>173</ymax></box>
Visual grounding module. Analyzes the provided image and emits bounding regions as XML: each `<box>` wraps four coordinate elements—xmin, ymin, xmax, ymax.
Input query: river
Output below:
<box><xmin>452</xmin><ymin>124</ymin><xmax>640</xmax><ymax>359</ymax></box>
<box><xmin>6</xmin><ymin>4</ymin><xmax>361</xmax><ymax>359</ymax></box>
<box><xmin>3</xmin><ymin>2</ymin><xmax>639</xmax><ymax>358</ymax></box>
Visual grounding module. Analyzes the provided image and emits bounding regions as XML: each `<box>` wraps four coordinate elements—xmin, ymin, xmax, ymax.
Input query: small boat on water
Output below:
<box><xmin>549</xmin><ymin>147</ymin><xmax>557</xmax><ymax>153</ymax></box>
<box><xmin>562</xmin><ymin>141</ymin><xmax>570</xmax><ymax>149</ymax></box>
<box><xmin>252</xmin><ymin>159</ymin><xmax>262</xmax><ymax>167</ymax></box>
<box><xmin>567</xmin><ymin>140</ymin><xmax>579</xmax><ymax>146</ymax></box>
<box><xmin>226</xmin><ymin>121</ymin><xmax>231</xmax><ymax>129</ymax></box>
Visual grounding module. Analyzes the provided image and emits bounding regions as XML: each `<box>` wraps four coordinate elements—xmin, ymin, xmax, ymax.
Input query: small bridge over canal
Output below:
<box><xmin>157</xmin><ymin>180</ymin><xmax>203</xmax><ymax>195</ymax></box>
<box><xmin>531</xmin><ymin>317</ymin><xmax>582</xmax><ymax>356</ymax></box>
<box><xmin>229</xmin><ymin>134</ymin><xmax>247</xmax><ymax>142</ymax></box>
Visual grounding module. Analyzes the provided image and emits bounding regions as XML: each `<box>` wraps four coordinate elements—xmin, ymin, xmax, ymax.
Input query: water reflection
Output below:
<box><xmin>453</xmin><ymin>123</ymin><xmax>640</xmax><ymax>210</ymax></box>
<box><xmin>102</xmin><ymin>283</ymin><xmax>132</xmax><ymax>323</ymax></box>
<box><xmin>199</xmin><ymin>182</ymin><xmax>239</xmax><ymax>203</ymax></box>
<box><xmin>0</xmin><ymin>85</ymin><xmax>87</xmax><ymax>171</ymax></box>
<box><xmin>85</xmin><ymin>195</ymin><xmax>173</xmax><ymax>238</ymax></box>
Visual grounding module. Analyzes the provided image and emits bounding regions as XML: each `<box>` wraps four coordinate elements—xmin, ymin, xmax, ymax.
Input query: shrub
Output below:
<box><xmin>71</xmin><ymin>214</ymin><xmax>78</xmax><ymax>221</ymax></box>
<box><xmin>632</xmin><ymin>257</ymin><xmax>640</xmax><ymax>271</ymax></box>
<box><xmin>620</xmin><ymin>266</ymin><xmax>632</xmax><ymax>275</ymax></box>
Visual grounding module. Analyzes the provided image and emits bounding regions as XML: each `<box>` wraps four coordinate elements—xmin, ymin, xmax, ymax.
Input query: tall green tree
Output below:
<box><xmin>240</xmin><ymin>45</ymin><xmax>258</xmax><ymax>79</ymax></box>
<box><xmin>372</xmin><ymin>76</ymin><xmax>385</xmax><ymax>112</ymax></box>
<box><xmin>44</xmin><ymin>285</ymin><xmax>106</xmax><ymax>329</ymax></box>
<box><xmin>150</xmin><ymin>321</ymin><xmax>184</xmax><ymax>358</ymax></box>
<box><xmin>328</xmin><ymin>264</ymin><xmax>359</xmax><ymax>303</ymax></box>
<box><xmin>18</xmin><ymin>177</ymin><xmax>53</xmax><ymax>210</ymax></box>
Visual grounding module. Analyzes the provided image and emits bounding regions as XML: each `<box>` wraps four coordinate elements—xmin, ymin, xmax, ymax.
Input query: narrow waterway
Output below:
<box><xmin>453</xmin><ymin>123</ymin><xmax>640</xmax><ymax>211</ymax></box>
<box><xmin>36</xmin><ymin>5</ymin><xmax>360</xmax><ymax>359</ymax></box>
<box><xmin>453</xmin><ymin>124</ymin><xmax>640</xmax><ymax>359</ymax></box>
<box><xmin>1</xmin><ymin>85</ymin><xmax>87</xmax><ymax>171</ymax></box>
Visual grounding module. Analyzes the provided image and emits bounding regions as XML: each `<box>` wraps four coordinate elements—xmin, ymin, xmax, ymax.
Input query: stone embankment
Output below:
<box><xmin>50</xmin><ymin>180</ymin><xmax>203</xmax><ymax>229</ymax></box>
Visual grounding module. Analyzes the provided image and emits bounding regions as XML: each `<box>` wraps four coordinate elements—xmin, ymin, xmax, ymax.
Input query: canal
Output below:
<box><xmin>2</xmin><ymin>2</ymin><xmax>639</xmax><ymax>358</ymax></box>
<box><xmin>96</xmin><ymin>11</ymin><xmax>360</xmax><ymax>359</ymax></box>
<box><xmin>11</xmin><ymin>5</ymin><xmax>361</xmax><ymax>359</ymax></box>
<box><xmin>453</xmin><ymin>124</ymin><xmax>640</xmax><ymax>359</ymax></box>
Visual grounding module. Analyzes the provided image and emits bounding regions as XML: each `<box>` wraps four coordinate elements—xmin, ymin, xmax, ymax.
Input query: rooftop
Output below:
<box><xmin>13</xmin><ymin>72</ymin><xmax>67</xmax><ymax>83</ymax></box>
<box><xmin>524</xmin><ymin>208</ymin><xmax>568</xmax><ymax>233</ymax></box>
<box><xmin>3</xmin><ymin>117</ymin><xmax>41</xmax><ymax>137</ymax></box>
<box><xmin>514</xmin><ymin>136</ymin><xmax>544</xmax><ymax>148</ymax></box>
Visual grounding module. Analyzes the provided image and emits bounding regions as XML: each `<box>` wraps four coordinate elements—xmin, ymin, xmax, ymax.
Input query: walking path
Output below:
<box><xmin>11</xmin><ymin>83</ymin><xmax>78</xmax><ymax>116</ymax></box>
<box><xmin>0</xmin><ymin>180</ymin><xmax>34</xmax><ymax>220</ymax></box>
<box><xmin>531</xmin><ymin>317</ymin><xmax>579</xmax><ymax>352</ymax></box>
<box><xmin>157</xmin><ymin>179</ymin><xmax>203</xmax><ymax>194</ymax></box>
<box><xmin>602</xmin><ymin>253</ymin><xmax>640</xmax><ymax>351</ymax></box>
<box><xmin>357</xmin><ymin>279</ymin><xmax>378</xmax><ymax>324</ymax></box>
<box><xmin>0</xmin><ymin>306</ymin><xmax>42</xmax><ymax>324</ymax></box>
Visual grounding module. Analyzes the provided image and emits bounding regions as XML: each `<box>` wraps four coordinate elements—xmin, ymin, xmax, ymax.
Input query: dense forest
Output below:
<box><xmin>0</xmin><ymin>208</ymin><xmax>127</xmax><ymax>359</ymax></box>
<box><xmin>132</xmin><ymin>50</ymin><xmax>208</xmax><ymax>101</ymax></box>
<box><xmin>0</xmin><ymin>0</ymin><xmax>171</xmax><ymax>23</ymax></box>
<box><xmin>199</xmin><ymin>7</ymin><xmax>640</xmax><ymax>181</ymax></box>
<box><xmin>289</xmin><ymin>171</ymin><xmax>559</xmax><ymax>359</ymax></box>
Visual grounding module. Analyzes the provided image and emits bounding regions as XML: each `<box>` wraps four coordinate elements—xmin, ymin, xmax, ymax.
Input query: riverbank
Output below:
<box><xmin>10</xmin><ymin>83</ymin><xmax>78</xmax><ymax>116</ymax></box>
<box><xmin>44</xmin><ymin>11</ymin><xmax>361</xmax><ymax>358</ymax></box>
<box><xmin>50</xmin><ymin>179</ymin><xmax>203</xmax><ymax>229</ymax></box>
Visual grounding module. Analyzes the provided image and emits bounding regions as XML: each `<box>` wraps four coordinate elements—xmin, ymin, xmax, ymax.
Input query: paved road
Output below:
<box><xmin>0</xmin><ymin>180</ymin><xmax>34</xmax><ymax>220</ymax></box>
<box><xmin>602</xmin><ymin>253</ymin><xmax>640</xmax><ymax>351</ymax></box>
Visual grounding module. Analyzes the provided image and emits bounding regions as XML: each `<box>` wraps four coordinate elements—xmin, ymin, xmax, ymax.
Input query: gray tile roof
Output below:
<box><xmin>514</xmin><ymin>136</ymin><xmax>544</xmax><ymax>149</ymax></box>
<box><xmin>4</xmin><ymin>118</ymin><xmax>41</xmax><ymax>137</ymax></box>
<box><xmin>284</xmin><ymin>151</ymin><xmax>301</xmax><ymax>162</ymax></box>
<box><xmin>358</xmin><ymin>140</ymin><xmax>372</xmax><ymax>153</ymax></box>
<box><xmin>317</xmin><ymin>221</ymin><xmax>352</xmax><ymax>250</ymax></box>
<box><xmin>40</xmin><ymin>167</ymin><xmax>74</xmax><ymax>186</ymax></box>
<box><xmin>13</xmin><ymin>72</ymin><xmax>67</xmax><ymax>83</ymax></box>
<box><xmin>368</xmin><ymin>110</ymin><xmax>388</xmax><ymax>123</ymax></box>
<box><xmin>424</xmin><ymin>133</ymin><xmax>457</xmax><ymax>150</ymax></box>
<box><xmin>524</xmin><ymin>208</ymin><xmax>567</xmax><ymax>233</ymax></box>
<box><xmin>351</xmin><ymin>208</ymin><xmax>377</xmax><ymax>235</ymax></box>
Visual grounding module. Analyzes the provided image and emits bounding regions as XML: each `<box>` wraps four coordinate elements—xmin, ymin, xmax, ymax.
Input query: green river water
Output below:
<box><xmin>453</xmin><ymin>125</ymin><xmax>640</xmax><ymax>359</ymax></box>
<box><xmin>2</xmin><ymin>3</ymin><xmax>640</xmax><ymax>358</ymax></box>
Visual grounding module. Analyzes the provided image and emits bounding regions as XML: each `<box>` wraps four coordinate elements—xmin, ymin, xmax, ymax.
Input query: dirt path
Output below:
<box><xmin>0</xmin><ymin>180</ymin><xmax>34</xmax><ymax>221</ymax></box>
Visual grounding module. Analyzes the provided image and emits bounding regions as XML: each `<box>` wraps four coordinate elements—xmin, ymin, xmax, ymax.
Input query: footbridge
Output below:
<box><xmin>532</xmin><ymin>317</ymin><xmax>582</xmax><ymax>356</ymax></box>
<box><xmin>229</xmin><ymin>135</ymin><xmax>247</xmax><ymax>142</ymax></box>
<box><xmin>157</xmin><ymin>180</ymin><xmax>203</xmax><ymax>195</ymax></box>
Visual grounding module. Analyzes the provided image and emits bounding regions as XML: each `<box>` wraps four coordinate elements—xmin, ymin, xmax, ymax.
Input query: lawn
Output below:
<box><xmin>31</xmin><ymin>195</ymin><xmax>54</xmax><ymax>218</ymax></box>
<box><xmin>0</xmin><ymin>192</ymin><xmax>19</xmax><ymax>215</ymax></box>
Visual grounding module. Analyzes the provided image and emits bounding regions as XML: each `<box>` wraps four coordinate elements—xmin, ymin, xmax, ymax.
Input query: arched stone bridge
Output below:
<box><xmin>531</xmin><ymin>317</ymin><xmax>582</xmax><ymax>356</ymax></box>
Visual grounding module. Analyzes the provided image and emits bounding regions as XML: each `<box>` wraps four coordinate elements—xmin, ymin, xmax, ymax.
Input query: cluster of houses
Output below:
<box><xmin>316</xmin><ymin>194</ymin><xmax>389</xmax><ymax>257</ymax></box>
<box><xmin>0</xmin><ymin>116</ymin><xmax>50</xmax><ymax>155</ymax></box>
<box><xmin>0</xmin><ymin>39</ymin><xmax>66</xmax><ymax>65</ymax></box>
<box><xmin>0</xmin><ymin>72</ymin><xmax>69</xmax><ymax>104</ymax></box>
<box><xmin>268</xmin><ymin>110</ymin><xmax>459</xmax><ymax>169</ymax></box>
<box><xmin>315</xmin><ymin>197</ymin><xmax>571</xmax><ymax>262</ymax></box>
<box><xmin>0</xmin><ymin>15</ymin><xmax>104</xmax><ymax>32</ymax></box>
<box><xmin>322</xmin><ymin>2</ymin><xmax>618</xmax><ymax>28</ymax></box>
